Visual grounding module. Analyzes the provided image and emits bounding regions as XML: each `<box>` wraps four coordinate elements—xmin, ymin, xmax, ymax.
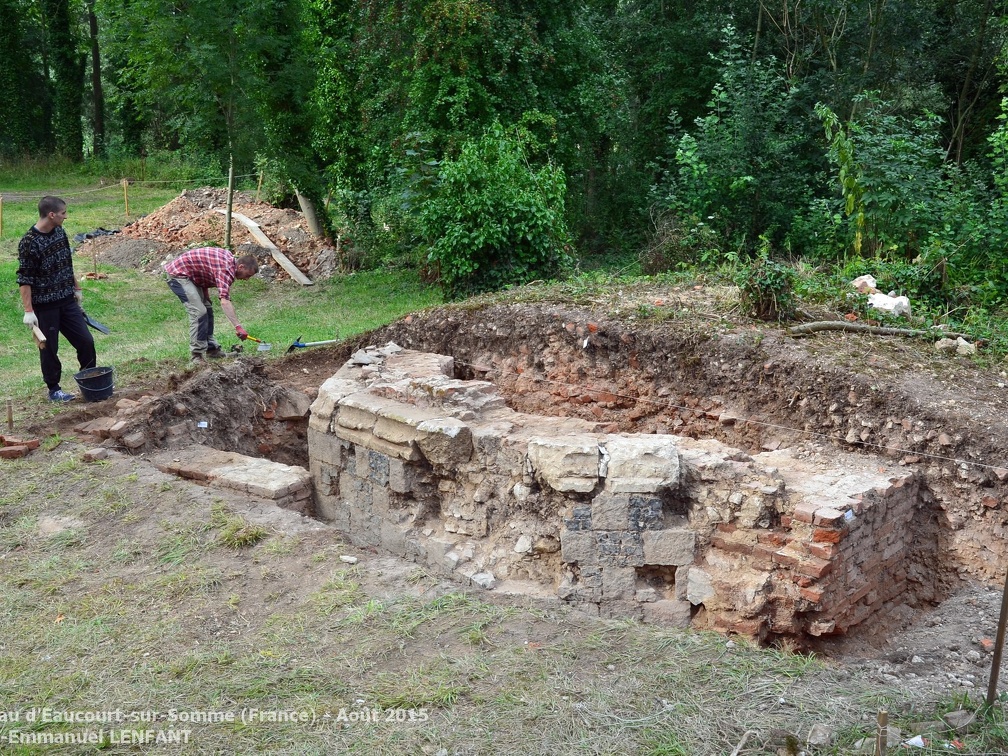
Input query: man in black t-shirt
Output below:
<box><xmin>17</xmin><ymin>196</ymin><xmax>96</xmax><ymax>402</ymax></box>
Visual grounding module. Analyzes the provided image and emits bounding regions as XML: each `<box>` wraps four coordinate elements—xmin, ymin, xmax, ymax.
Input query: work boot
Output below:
<box><xmin>190</xmin><ymin>352</ymin><xmax>206</xmax><ymax>363</ymax></box>
<box><xmin>206</xmin><ymin>346</ymin><xmax>226</xmax><ymax>359</ymax></box>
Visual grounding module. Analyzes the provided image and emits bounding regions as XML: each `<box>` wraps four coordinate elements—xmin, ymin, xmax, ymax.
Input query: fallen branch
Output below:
<box><xmin>730</xmin><ymin>729</ymin><xmax>756</xmax><ymax>756</ymax></box>
<box><xmin>786</xmin><ymin>321</ymin><xmax>971</xmax><ymax>340</ymax></box>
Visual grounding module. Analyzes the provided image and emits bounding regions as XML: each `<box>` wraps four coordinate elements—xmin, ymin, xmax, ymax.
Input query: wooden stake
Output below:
<box><xmin>6</xmin><ymin>398</ymin><xmax>12</xmax><ymax>431</ymax></box>
<box><xmin>985</xmin><ymin>566</ymin><xmax>1008</xmax><ymax>708</ymax></box>
<box><xmin>0</xmin><ymin>194</ymin><xmax>4</xmax><ymax>238</ymax></box>
<box><xmin>122</xmin><ymin>178</ymin><xmax>130</xmax><ymax>216</ymax></box>
<box><xmin>875</xmin><ymin>709</ymin><xmax>888</xmax><ymax>755</ymax></box>
<box><xmin>256</xmin><ymin>170</ymin><xmax>263</xmax><ymax>202</ymax></box>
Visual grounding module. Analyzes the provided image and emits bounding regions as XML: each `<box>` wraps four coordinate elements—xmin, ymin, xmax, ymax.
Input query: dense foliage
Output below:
<box><xmin>1</xmin><ymin>0</ymin><xmax>1007</xmax><ymax>308</ymax></box>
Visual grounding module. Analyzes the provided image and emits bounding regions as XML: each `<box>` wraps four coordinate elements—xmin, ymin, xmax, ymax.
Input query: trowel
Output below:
<box><xmin>246</xmin><ymin>335</ymin><xmax>272</xmax><ymax>352</ymax></box>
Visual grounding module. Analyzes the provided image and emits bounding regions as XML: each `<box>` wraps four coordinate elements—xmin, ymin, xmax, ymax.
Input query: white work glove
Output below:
<box><xmin>74</xmin><ymin>289</ymin><xmax>83</xmax><ymax>305</ymax></box>
<box><xmin>23</xmin><ymin>312</ymin><xmax>38</xmax><ymax>328</ymax></box>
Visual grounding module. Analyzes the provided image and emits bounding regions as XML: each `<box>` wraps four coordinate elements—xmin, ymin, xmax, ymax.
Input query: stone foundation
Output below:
<box><xmin>308</xmin><ymin>343</ymin><xmax>929</xmax><ymax>642</ymax></box>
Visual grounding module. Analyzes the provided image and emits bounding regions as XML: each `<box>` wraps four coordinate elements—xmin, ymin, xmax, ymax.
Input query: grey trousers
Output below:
<box><xmin>166</xmin><ymin>276</ymin><xmax>220</xmax><ymax>355</ymax></box>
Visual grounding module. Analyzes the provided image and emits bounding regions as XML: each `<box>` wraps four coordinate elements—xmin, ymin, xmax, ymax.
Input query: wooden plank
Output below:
<box><xmin>215</xmin><ymin>209</ymin><xmax>314</xmax><ymax>286</ymax></box>
<box><xmin>32</xmin><ymin>325</ymin><xmax>46</xmax><ymax>350</ymax></box>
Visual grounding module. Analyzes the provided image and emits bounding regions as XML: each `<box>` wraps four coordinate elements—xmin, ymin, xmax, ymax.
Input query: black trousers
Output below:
<box><xmin>35</xmin><ymin>301</ymin><xmax>96</xmax><ymax>391</ymax></box>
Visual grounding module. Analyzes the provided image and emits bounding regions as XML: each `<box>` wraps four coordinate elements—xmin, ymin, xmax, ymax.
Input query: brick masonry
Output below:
<box><xmin>309</xmin><ymin>343</ymin><xmax>928</xmax><ymax>643</ymax></box>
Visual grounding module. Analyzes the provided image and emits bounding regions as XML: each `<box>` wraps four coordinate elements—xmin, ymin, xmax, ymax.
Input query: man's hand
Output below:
<box><xmin>236</xmin><ymin>325</ymin><xmax>248</xmax><ymax>341</ymax></box>
<box><xmin>74</xmin><ymin>289</ymin><xmax>82</xmax><ymax>305</ymax></box>
<box><xmin>23</xmin><ymin>312</ymin><xmax>38</xmax><ymax>328</ymax></box>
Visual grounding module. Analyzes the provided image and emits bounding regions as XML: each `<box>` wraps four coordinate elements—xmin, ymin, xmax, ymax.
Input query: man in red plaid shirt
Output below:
<box><xmin>164</xmin><ymin>247</ymin><xmax>258</xmax><ymax>361</ymax></box>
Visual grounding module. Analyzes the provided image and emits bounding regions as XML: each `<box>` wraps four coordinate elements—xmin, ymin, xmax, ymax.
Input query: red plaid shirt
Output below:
<box><xmin>164</xmin><ymin>247</ymin><xmax>237</xmax><ymax>300</ymax></box>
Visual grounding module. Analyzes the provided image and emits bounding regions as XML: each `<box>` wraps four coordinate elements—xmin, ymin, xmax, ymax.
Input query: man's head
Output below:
<box><xmin>38</xmin><ymin>196</ymin><xmax>67</xmax><ymax>227</ymax></box>
<box><xmin>235</xmin><ymin>255</ymin><xmax>259</xmax><ymax>280</ymax></box>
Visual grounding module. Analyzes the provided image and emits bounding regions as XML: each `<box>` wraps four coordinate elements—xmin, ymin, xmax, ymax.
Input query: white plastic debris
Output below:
<box><xmin>339</xmin><ymin>555</ymin><xmax>358</xmax><ymax>564</ymax></box>
<box><xmin>867</xmin><ymin>292</ymin><xmax>911</xmax><ymax>317</ymax></box>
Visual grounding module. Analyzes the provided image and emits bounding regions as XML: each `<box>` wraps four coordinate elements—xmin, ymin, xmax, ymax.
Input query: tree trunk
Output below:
<box><xmin>87</xmin><ymin>0</ymin><xmax>104</xmax><ymax>157</ymax></box>
<box><xmin>296</xmin><ymin>190</ymin><xmax>324</xmax><ymax>238</ymax></box>
<box><xmin>41</xmin><ymin>0</ymin><xmax>85</xmax><ymax>160</ymax></box>
<box><xmin>225</xmin><ymin>153</ymin><xmax>235</xmax><ymax>249</ymax></box>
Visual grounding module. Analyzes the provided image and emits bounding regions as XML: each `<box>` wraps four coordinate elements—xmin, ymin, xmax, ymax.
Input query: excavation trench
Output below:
<box><xmin>71</xmin><ymin>301</ymin><xmax>1008</xmax><ymax>647</ymax></box>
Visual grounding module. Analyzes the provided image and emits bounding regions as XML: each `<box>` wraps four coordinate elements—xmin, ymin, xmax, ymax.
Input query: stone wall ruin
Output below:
<box><xmin>308</xmin><ymin>343</ymin><xmax>937</xmax><ymax>643</ymax></box>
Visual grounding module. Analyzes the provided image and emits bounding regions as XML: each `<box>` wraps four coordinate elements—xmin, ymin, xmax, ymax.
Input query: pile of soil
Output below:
<box><xmin>76</xmin><ymin>187</ymin><xmax>345</xmax><ymax>281</ymax></box>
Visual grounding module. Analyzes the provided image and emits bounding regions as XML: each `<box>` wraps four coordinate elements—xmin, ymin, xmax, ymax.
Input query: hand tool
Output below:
<box><xmin>286</xmin><ymin>335</ymin><xmax>340</xmax><ymax>354</ymax></box>
<box><xmin>82</xmin><ymin>311</ymin><xmax>111</xmax><ymax>334</ymax></box>
<box><xmin>245</xmin><ymin>335</ymin><xmax>272</xmax><ymax>352</ymax></box>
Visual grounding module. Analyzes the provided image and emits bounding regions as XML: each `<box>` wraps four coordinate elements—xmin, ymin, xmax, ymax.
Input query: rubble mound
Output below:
<box><xmin>76</xmin><ymin>187</ymin><xmax>344</xmax><ymax>281</ymax></box>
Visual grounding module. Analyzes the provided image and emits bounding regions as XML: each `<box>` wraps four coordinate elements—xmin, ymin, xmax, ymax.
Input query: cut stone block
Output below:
<box><xmin>416</xmin><ymin>418</ymin><xmax>473</xmax><ymax>466</ymax></box>
<box><xmin>642</xmin><ymin>529</ymin><xmax>696</xmax><ymax>566</ymax></box>
<box><xmin>602</xmin><ymin>435</ymin><xmax>680</xmax><ymax>492</ymax></box>
<box><xmin>527</xmin><ymin>435</ymin><xmax>600</xmax><ymax>493</ymax></box>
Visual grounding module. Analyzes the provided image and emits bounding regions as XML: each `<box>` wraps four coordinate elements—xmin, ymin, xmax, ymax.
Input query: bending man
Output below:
<box><xmin>17</xmin><ymin>196</ymin><xmax>96</xmax><ymax>402</ymax></box>
<box><xmin>163</xmin><ymin>247</ymin><xmax>258</xmax><ymax>361</ymax></box>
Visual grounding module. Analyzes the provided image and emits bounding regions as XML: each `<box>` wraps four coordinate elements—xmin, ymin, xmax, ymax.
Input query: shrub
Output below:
<box><xmin>737</xmin><ymin>251</ymin><xmax>796</xmax><ymax>321</ymax></box>
<box><xmin>419</xmin><ymin>122</ymin><xmax>573</xmax><ymax>299</ymax></box>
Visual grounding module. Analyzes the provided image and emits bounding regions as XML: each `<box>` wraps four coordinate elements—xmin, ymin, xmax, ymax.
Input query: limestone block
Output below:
<box><xmin>308</xmin><ymin>427</ymin><xmax>344</xmax><ymax>467</ymax></box>
<box><xmin>675</xmin><ymin>565</ymin><xmax>690</xmax><ymax>601</ymax></box>
<box><xmin>308</xmin><ymin>376</ymin><xmax>358</xmax><ymax>432</ymax></box>
<box><xmin>416</xmin><ymin>418</ymin><xmax>473</xmax><ymax>466</ymax></box>
<box><xmin>602</xmin><ymin>565</ymin><xmax>637</xmax><ymax>601</ymax></box>
<box><xmin>592</xmin><ymin>492</ymin><xmax>630</xmax><ymax>531</ymax></box>
<box><xmin>686</xmin><ymin>567</ymin><xmax>715</xmax><ymax>605</ymax></box>
<box><xmin>337</xmin><ymin>404</ymin><xmax>379</xmax><ymax>432</ymax></box>
<box><xmin>602</xmin><ymin>435</ymin><xmax>680</xmax><ymax>493</ymax></box>
<box><xmin>334</xmin><ymin>424</ymin><xmax>421</xmax><ymax>461</ymax></box>
<box><xmin>527</xmin><ymin>436</ymin><xmax>600</xmax><ymax>493</ymax></box>
<box><xmin>560</xmin><ymin>530</ymin><xmax>597</xmax><ymax>565</ymax></box>
<box><xmin>642</xmin><ymin>529</ymin><xmax>696</xmax><ymax>566</ymax></box>
<box><xmin>643</xmin><ymin>599</ymin><xmax>692</xmax><ymax>628</ymax></box>
<box><xmin>379</xmin><ymin>520</ymin><xmax>408</xmax><ymax>558</ymax></box>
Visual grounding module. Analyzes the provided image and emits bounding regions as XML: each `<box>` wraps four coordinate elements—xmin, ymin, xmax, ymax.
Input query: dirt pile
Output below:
<box><xmin>76</xmin><ymin>187</ymin><xmax>344</xmax><ymax>281</ymax></box>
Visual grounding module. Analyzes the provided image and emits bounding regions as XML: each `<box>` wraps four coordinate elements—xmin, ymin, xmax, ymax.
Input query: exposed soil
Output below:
<box><xmin>27</xmin><ymin>205</ymin><xmax>1008</xmax><ymax>721</ymax></box>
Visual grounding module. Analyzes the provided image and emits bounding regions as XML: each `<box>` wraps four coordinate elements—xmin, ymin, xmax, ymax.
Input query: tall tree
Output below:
<box><xmin>42</xmin><ymin>0</ymin><xmax>85</xmax><ymax>160</ymax></box>
<box><xmin>86</xmin><ymin>0</ymin><xmax>105</xmax><ymax>156</ymax></box>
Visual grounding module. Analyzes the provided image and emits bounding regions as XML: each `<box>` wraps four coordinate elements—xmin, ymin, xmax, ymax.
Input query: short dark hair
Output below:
<box><xmin>236</xmin><ymin>254</ymin><xmax>259</xmax><ymax>274</ymax></box>
<box><xmin>39</xmin><ymin>196</ymin><xmax>66</xmax><ymax>217</ymax></box>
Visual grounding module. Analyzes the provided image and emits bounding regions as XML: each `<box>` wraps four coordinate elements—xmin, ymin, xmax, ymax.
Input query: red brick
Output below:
<box><xmin>793</xmin><ymin>500</ymin><xmax>818</xmax><ymax>524</ymax></box>
<box><xmin>780</xmin><ymin>515</ymin><xmax>792</xmax><ymax>527</ymax></box>
<box><xmin>799</xmin><ymin>586</ymin><xmax>825</xmax><ymax>604</ymax></box>
<box><xmin>813</xmin><ymin>508</ymin><xmax>846</xmax><ymax>527</ymax></box>
<box><xmin>757</xmin><ymin>532</ymin><xmax>788</xmax><ymax>547</ymax></box>
<box><xmin>796</xmin><ymin>556</ymin><xmax>832</xmax><ymax>579</ymax></box>
<box><xmin>0</xmin><ymin>445</ymin><xmax>29</xmax><ymax>459</ymax></box>
<box><xmin>772</xmin><ymin>549</ymin><xmax>801</xmax><ymax>567</ymax></box>
<box><xmin>807</xmin><ymin>542</ymin><xmax>837</xmax><ymax>560</ymax></box>
<box><xmin>812</xmin><ymin>527</ymin><xmax>845</xmax><ymax>544</ymax></box>
<box><xmin>711</xmin><ymin>536</ymin><xmax>753</xmax><ymax>556</ymax></box>
<box><xmin>717</xmin><ymin>522</ymin><xmax>738</xmax><ymax>534</ymax></box>
<box><xmin>2</xmin><ymin>436</ymin><xmax>39</xmax><ymax>449</ymax></box>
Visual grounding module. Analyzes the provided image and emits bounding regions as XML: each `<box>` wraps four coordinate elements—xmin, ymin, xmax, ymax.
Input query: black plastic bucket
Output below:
<box><xmin>74</xmin><ymin>366</ymin><xmax>115</xmax><ymax>401</ymax></box>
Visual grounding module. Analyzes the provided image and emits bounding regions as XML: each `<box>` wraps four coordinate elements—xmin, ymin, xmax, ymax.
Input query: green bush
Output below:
<box><xmin>737</xmin><ymin>251</ymin><xmax>796</xmax><ymax>321</ymax></box>
<box><xmin>419</xmin><ymin>122</ymin><xmax>573</xmax><ymax>299</ymax></box>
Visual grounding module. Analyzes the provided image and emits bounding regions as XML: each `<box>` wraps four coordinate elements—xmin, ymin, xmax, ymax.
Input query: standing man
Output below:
<box><xmin>163</xmin><ymin>247</ymin><xmax>258</xmax><ymax>361</ymax></box>
<box><xmin>18</xmin><ymin>196</ymin><xmax>96</xmax><ymax>402</ymax></box>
